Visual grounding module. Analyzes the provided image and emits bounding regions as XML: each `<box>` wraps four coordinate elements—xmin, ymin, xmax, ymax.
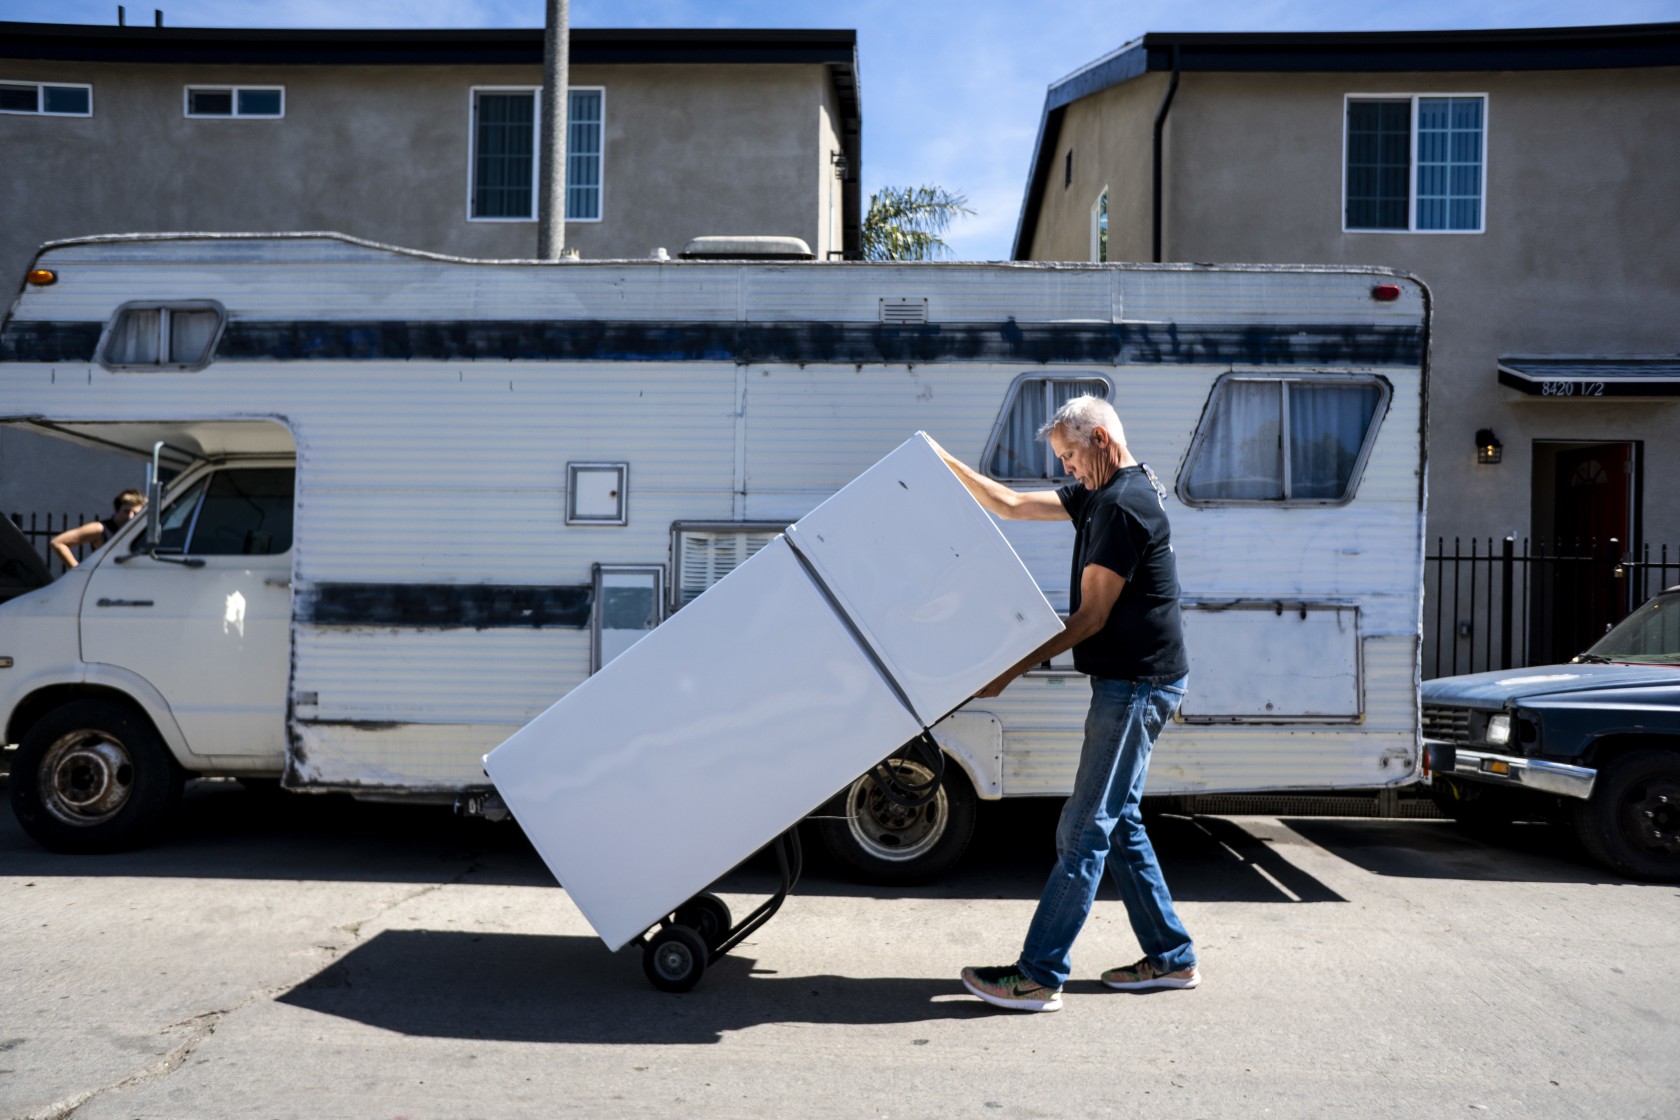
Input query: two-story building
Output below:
<box><xmin>1012</xmin><ymin>22</ymin><xmax>1680</xmax><ymax>671</ymax></box>
<box><xmin>0</xmin><ymin>20</ymin><xmax>862</xmax><ymax>534</ymax></box>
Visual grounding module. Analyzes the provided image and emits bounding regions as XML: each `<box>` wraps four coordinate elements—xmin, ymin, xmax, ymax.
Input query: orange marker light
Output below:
<box><xmin>26</xmin><ymin>268</ymin><xmax>57</xmax><ymax>286</ymax></box>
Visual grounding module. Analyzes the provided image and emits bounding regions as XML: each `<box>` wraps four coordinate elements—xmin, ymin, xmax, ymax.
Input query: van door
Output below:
<box><xmin>80</xmin><ymin>465</ymin><xmax>294</xmax><ymax>760</ymax></box>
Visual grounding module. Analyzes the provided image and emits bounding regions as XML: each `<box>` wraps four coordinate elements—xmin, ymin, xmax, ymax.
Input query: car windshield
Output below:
<box><xmin>1581</xmin><ymin>590</ymin><xmax>1680</xmax><ymax>664</ymax></box>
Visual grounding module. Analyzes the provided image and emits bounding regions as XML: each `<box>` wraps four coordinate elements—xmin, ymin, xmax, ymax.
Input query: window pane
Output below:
<box><xmin>1416</xmin><ymin>96</ymin><xmax>1482</xmax><ymax>231</ymax></box>
<box><xmin>237</xmin><ymin>89</ymin><xmax>282</xmax><ymax>116</ymax></box>
<box><xmin>144</xmin><ymin>476</ymin><xmax>209</xmax><ymax>554</ymax></box>
<box><xmin>168</xmin><ymin>309</ymin><xmax>220</xmax><ymax>365</ymax></box>
<box><xmin>0</xmin><ymin>83</ymin><xmax>38</xmax><ymax>112</ymax></box>
<box><xmin>986</xmin><ymin>378</ymin><xmax>1108</xmax><ymax>480</ymax></box>
<box><xmin>186</xmin><ymin>469</ymin><xmax>294</xmax><ymax>556</ymax></box>
<box><xmin>566</xmin><ymin>89</ymin><xmax>603</xmax><ymax>220</ymax></box>
<box><xmin>1183</xmin><ymin>380</ymin><xmax>1283</xmax><ymax>500</ymax></box>
<box><xmin>105</xmin><ymin>308</ymin><xmax>161</xmax><ymax>364</ymax></box>
<box><xmin>189</xmin><ymin>89</ymin><xmax>234</xmax><ymax>115</ymax></box>
<box><xmin>473</xmin><ymin>92</ymin><xmax>535</xmax><ymax>219</ymax></box>
<box><xmin>42</xmin><ymin>85</ymin><xmax>89</xmax><ymax>114</ymax></box>
<box><xmin>1346</xmin><ymin>100</ymin><xmax>1410</xmax><ymax>230</ymax></box>
<box><xmin>1287</xmin><ymin>382</ymin><xmax>1384</xmax><ymax>500</ymax></box>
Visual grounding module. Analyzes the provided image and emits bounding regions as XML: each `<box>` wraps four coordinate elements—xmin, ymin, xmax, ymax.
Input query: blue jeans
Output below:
<box><xmin>1017</xmin><ymin>675</ymin><xmax>1194</xmax><ymax>989</ymax></box>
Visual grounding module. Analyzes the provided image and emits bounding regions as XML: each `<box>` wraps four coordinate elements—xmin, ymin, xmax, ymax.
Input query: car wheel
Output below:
<box><xmin>1572</xmin><ymin>749</ymin><xmax>1680</xmax><ymax>881</ymax></box>
<box><xmin>8</xmin><ymin>698</ymin><xmax>184</xmax><ymax>853</ymax></box>
<box><xmin>816</xmin><ymin>757</ymin><xmax>977</xmax><ymax>884</ymax></box>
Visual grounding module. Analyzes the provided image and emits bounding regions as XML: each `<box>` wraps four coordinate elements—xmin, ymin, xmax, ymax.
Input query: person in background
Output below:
<box><xmin>50</xmin><ymin>489</ymin><xmax>145</xmax><ymax>571</ymax></box>
<box><xmin>927</xmin><ymin>395</ymin><xmax>1197</xmax><ymax>1013</ymax></box>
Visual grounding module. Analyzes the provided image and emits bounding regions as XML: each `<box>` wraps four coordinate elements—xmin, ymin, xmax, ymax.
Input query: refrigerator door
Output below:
<box><xmin>785</xmin><ymin>433</ymin><xmax>1064</xmax><ymax>727</ymax></box>
<box><xmin>484</xmin><ymin>537</ymin><xmax>923</xmax><ymax>951</ymax></box>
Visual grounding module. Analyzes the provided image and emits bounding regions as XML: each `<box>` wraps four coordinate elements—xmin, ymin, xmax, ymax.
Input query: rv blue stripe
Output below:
<box><xmin>299</xmin><ymin>582</ymin><xmax>592</xmax><ymax>630</ymax></box>
<box><xmin>215</xmin><ymin>319</ymin><xmax>1424</xmax><ymax>367</ymax></box>
<box><xmin>0</xmin><ymin>320</ymin><xmax>102</xmax><ymax>362</ymax></box>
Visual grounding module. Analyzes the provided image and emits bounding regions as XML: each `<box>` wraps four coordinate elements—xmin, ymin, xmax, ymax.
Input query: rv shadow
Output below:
<box><xmin>1276</xmin><ymin>817</ymin><xmax>1619</xmax><ymax>884</ymax></box>
<box><xmin>277</xmin><ymin>929</ymin><xmax>987</xmax><ymax>1043</ymax></box>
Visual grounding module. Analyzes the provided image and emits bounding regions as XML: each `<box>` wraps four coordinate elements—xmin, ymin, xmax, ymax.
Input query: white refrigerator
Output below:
<box><xmin>484</xmin><ymin>433</ymin><xmax>1063</xmax><ymax>951</ymax></box>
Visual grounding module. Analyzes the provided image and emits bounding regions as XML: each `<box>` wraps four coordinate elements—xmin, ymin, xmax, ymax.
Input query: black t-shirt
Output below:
<box><xmin>1057</xmin><ymin>466</ymin><xmax>1188</xmax><ymax>682</ymax></box>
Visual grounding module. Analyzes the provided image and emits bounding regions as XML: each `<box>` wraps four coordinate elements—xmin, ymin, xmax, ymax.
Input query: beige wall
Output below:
<box><xmin>1028</xmin><ymin>66</ymin><xmax>1680</xmax><ymax>559</ymax></box>
<box><xmin>0</xmin><ymin>59</ymin><xmax>835</xmax><ymax>285</ymax></box>
<box><xmin>1029</xmin><ymin>73</ymin><xmax>1165</xmax><ymax>264</ymax></box>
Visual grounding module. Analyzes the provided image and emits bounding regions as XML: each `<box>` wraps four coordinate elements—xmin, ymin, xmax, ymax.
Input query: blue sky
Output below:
<box><xmin>5</xmin><ymin>0</ymin><xmax>1678</xmax><ymax>258</ymax></box>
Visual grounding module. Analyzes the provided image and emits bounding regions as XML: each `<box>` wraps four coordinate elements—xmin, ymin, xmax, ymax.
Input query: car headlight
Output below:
<box><xmin>1486</xmin><ymin>713</ymin><xmax>1511</xmax><ymax>745</ymax></box>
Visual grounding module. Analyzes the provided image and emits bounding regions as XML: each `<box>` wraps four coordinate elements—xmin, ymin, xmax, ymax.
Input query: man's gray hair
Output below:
<box><xmin>1036</xmin><ymin>394</ymin><xmax>1125</xmax><ymax>447</ymax></box>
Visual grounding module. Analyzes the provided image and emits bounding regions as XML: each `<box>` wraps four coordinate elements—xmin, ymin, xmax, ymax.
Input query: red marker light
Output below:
<box><xmin>1371</xmin><ymin>284</ymin><xmax>1402</xmax><ymax>302</ymax></box>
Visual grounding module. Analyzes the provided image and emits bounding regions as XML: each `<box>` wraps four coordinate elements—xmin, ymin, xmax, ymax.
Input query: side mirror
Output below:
<box><xmin>146</xmin><ymin>473</ymin><xmax>163</xmax><ymax>551</ymax></box>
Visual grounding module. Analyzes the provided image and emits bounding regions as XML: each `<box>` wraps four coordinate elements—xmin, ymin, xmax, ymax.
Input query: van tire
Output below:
<box><xmin>9</xmin><ymin>699</ymin><xmax>184</xmax><ymax>853</ymax></box>
<box><xmin>816</xmin><ymin>758</ymin><xmax>977</xmax><ymax>884</ymax></box>
<box><xmin>1571</xmin><ymin>749</ymin><xmax>1680</xmax><ymax>881</ymax></box>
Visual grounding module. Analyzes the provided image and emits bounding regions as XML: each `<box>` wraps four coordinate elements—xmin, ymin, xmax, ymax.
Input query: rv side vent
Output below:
<box><xmin>671</xmin><ymin>522</ymin><xmax>788</xmax><ymax>608</ymax></box>
<box><xmin>880</xmin><ymin>298</ymin><xmax>929</xmax><ymax>325</ymax></box>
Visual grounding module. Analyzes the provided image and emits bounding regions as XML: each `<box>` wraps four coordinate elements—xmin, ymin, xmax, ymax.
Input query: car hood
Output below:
<box><xmin>0</xmin><ymin>515</ymin><xmax>53</xmax><ymax>601</ymax></box>
<box><xmin>1421</xmin><ymin>663</ymin><xmax>1680</xmax><ymax>708</ymax></box>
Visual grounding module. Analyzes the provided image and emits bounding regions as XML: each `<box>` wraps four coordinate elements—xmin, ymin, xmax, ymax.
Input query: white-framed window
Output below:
<box><xmin>669</xmin><ymin>521</ymin><xmax>786</xmax><ymax>610</ymax></box>
<box><xmin>983</xmin><ymin>374</ymin><xmax>1114</xmax><ymax>481</ymax></box>
<box><xmin>1090</xmin><ymin>188</ymin><xmax>1108</xmax><ymax>263</ymax></box>
<box><xmin>566</xmin><ymin>462</ymin><xmax>628</xmax><ymax>526</ymax></box>
<box><xmin>98</xmin><ymin>301</ymin><xmax>226</xmax><ymax>372</ymax></box>
<box><xmin>184</xmin><ymin>86</ymin><xmax>285</xmax><ymax>118</ymax></box>
<box><xmin>468</xmin><ymin>86</ymin><xmax>605</xmax><ymax>222</ymax></box>
<box><xmin>0</xmin><ymin>80</ymin><xmax>92</xmax><ymax>116</ymax></box>
<box><xmin>591</xmin><ymin>563</ymin><xmax>664</xmax><ymax>672</ymax></box>
<box><xmin>1180</xmin><ymin>374</ymin><xmax>1390</xmax><ymax>505</ymax></box>
<box><xmin>1344</xmin><ymin>93</ymin><xmax>1486</xmax><ymax>233</ymax></box>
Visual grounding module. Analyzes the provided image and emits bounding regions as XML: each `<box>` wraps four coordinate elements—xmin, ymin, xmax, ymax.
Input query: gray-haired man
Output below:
<box><xmin>929</xmin><ymin>395</ymin><xmax>1198</xmax><ymax>1012</ymax></box>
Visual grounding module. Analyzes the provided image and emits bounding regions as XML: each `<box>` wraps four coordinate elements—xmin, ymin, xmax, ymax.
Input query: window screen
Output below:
<box><xmin>101</xmin><ymin>303</ymin><xmax>223</xmax><ymax>370</ymax></box>
<box><xmin>1345</xmin><ymin>101</ymin><xmax>1410</xmax><ymax>231</ymax></box>
<box><xmin>471</xmin><ymin>88</ymin><xmax>603</xmax><ymax>221</ymax></box>
<box><xmin>1415</xmin><ymin>97</ymin><xmax>1483</xmax><ymax>232</ymax></box>
<box><xmin>1182</xmin><ymin>377</ymin><xmax>1387</xmax><ymax>504</ymax></box>
<box><xmin>985</xmin><ymin>377</ymin><xmax>1112</xmax><ymax>480</ymax></box>
<box><xmin>567</xmin><ymin>89</ymin><xmax>603</xmax><ymax>221</ymax></box>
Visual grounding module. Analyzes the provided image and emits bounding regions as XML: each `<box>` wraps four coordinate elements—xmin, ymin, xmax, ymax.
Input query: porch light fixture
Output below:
<box><xmin>1476</xmin><ymin>428</ymin><xmax>1503</xmax><ymax>465</ymax></box>
<box><xmin>830</xmin><ymin>149</ymin><xmax>849</xmax><ymax>180</ymax></box>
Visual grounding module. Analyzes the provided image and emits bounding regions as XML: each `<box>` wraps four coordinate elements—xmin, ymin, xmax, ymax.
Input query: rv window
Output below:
<box><xmin>984</xmin><ymin>375</ymin><xmax>1113</xmax><ymax>481</ymax></box>
<box><xmin>1181</xmin><ymin>376</ymin><xmax>1388</xmax><ymax>505</ymax></box>
<box><xmin>101</xmin><ymin>302</ymin><xmax>224</xmax><ymax>371</ymax></box>
<box><xmin>670</xmin><ymin>522</ymin><xmax>787</xmax><ymax>610</ymax></box>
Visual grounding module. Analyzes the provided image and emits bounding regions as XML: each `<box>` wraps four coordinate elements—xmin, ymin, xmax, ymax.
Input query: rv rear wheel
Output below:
<box><xmin>816</xmin><ymin>758</ymin><xmax>976</xmax><ymax>884</ymax></box>
<box><xmin>9</xmin><ymin>699</ymin><xmax>184</xmax><ymax>853</ymax></box>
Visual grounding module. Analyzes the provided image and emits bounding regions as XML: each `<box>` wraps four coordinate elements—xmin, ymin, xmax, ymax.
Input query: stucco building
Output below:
<box><xmin>1012</xmin><ymin>23</ymin><xmax>1680</xmax><ymax>672</ymax></box>
<box><xmin>0</xmin><ymin>20</ymin><xmax>861</xmax><ymax>532</ymax></box>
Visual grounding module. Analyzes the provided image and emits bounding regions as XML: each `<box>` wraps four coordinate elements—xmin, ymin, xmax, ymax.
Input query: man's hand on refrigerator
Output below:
<box><xmin>973</xmin><ymin>671</ymin><xmax>1014</xmax><ymax>699</ymax></box>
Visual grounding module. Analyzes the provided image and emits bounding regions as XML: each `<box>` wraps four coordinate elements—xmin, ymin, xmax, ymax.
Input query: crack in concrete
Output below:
<box><xmin>23</xmin><ymin>857</ymin><xmax>490</xmax><ymax>1119</ymax></box>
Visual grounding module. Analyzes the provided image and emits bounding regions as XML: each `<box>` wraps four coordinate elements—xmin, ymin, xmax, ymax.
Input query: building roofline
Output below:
<box><xmin>0</xmin><ymin>22</ymin><xmax>863</xmax><ymax>257</ymax></box>
<box><xmin>1012</xmin><ymin>21</ymin><xmax>1680</xmax><ymax>259</ymax></box>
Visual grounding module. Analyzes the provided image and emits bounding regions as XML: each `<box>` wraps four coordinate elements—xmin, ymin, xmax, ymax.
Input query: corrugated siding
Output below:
<box><xmin>1000</xmin><ymin>635</ymin><xmax>1418</xmax><ymax>795</ymax></box>
<box><xmin>289</xmin><ymin>721</ymin><xmax>513</xmax><ymax>789</ymax></box>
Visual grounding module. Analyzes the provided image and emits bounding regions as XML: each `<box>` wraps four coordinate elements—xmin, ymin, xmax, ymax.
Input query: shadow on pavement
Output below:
<box><xmin>1276</xmin><ymin>817</ymin><xmax>1620</xmax><ymax>884</ymax></box>
<box><xmin>277</xmin><ymin>929</ymin><xmax>989</xmax><ymax>1043</ymax></box>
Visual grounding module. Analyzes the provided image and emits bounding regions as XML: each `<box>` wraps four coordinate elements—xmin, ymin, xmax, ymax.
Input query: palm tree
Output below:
<box><xmin>859</xmin><ymin>185</ymin><xmax>974</xmax><ymax>261</ymax></box>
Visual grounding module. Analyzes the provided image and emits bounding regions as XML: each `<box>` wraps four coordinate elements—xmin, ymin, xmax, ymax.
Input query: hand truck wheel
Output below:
<box><xmin>673</xmin><ymin>891</ymin><xmax>733</xmax><ymax>952</ymax></box>
<box><xmin>643</xmin><ymin>924</ymin><xmax>708</xmax><ymax>992</ymax></box>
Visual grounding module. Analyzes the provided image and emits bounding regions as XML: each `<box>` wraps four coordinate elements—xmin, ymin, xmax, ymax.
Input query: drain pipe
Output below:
<box><xmin>1151</xmin><ymin>43</ymin><xmax>1181</xmax><ymax>264</ymax></box>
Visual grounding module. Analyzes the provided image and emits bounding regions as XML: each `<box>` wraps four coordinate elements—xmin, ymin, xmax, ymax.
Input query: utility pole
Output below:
<box><xmin>537</xmin><ymin>0</ymin><xmax>569</xmax><ymax>260</ymax></box>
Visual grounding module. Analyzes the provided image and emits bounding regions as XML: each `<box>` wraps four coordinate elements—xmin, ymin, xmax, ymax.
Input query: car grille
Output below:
<box><xmin>1421</xmin><ymin>704</ymin><xmax>1473</xmax><ymax>744</ymax></box>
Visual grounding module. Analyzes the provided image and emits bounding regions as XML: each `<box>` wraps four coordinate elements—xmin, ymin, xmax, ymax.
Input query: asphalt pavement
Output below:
<box><xmin>2</xmin><ymin>776</ymin><xmax>1677</xmax><ymax>1119</ymax></box>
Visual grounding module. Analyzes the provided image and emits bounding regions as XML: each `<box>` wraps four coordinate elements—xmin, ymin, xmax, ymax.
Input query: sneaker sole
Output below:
<box><xmin>1102</xmin><ymin>972</ymin><xmax>1200</xmax><ymax>991</ymax></box>
<box><xmin>961</xmin><ymin>976</ymin><xmax>1062</xmax><ymax>1012</ymax></box>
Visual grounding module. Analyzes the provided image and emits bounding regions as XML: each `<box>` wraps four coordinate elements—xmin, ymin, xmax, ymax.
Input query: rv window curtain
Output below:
<box><xmin>987</xmin><ymin>378</ymin><xmax>1109</xmax><ymax>480</ymax></box>
<box><xmin>1184</xmin><ymin>380</ymin><xmax>1284</xmax><ymax>500</ymax></box>
<box><xmin>1288</xmin><ymin>381</ymin><xmax>1383</xmax><ymax>499</ymax></box>
<box><xmin>168</xmin><ymin>309</ymin><xmax>219</xmax><ymax>365</ymax></box>
<box><xmin>106</xmin><ymin>308</ymin><xmax>161</xmax><ymax>365</ymax></box>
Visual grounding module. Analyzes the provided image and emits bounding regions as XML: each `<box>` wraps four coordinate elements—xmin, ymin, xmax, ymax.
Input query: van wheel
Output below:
<box><xmin>9</xmin><ymin>699</ymin><xmax>184</xmax><ymax>853</ymax></box>
<box><xmin>1572</xmin><ymin>749</ymin><xmax>1680</xmax><ymax>881</ymax></box>
<box><xmin>816</xmin><ymin>758</ymin><xmax>976</xmax><ymax>884</ymax></box>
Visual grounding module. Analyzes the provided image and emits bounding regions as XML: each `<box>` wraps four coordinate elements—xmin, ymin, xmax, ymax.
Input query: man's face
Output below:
<box><xmin>1049</xmin><ymin>427</ymin><xmax>1108</xmax><ymax>488</ymax></box>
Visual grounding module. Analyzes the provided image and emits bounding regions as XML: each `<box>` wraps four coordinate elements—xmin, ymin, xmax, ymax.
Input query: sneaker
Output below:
<box><xmin>1101</xmin><ymin>958</ymin><xmax>1201</xmax><ymax>991</ymax></box>
<box><xmin>961</xmin><ymin>965</ymin><xmax>1063</xmax><ymax>1012</ymax></box>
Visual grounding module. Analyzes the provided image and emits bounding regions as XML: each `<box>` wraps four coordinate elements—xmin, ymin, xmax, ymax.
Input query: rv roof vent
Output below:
<box><xmin>678</xmin><ymin>236</ymin><xmax>814</xmax><ymax>261</ymax></box>
<box><xmin>880</xmin><ymin>298</ymin><xmax>929</xmax><ymax>325</ymax></box>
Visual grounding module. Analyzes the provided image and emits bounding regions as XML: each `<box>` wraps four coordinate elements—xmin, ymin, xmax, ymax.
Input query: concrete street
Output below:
<box><xmin>2</xmin><ymin>777</ymin><xmax>1676</xmax><ymax>1119</ymax></box>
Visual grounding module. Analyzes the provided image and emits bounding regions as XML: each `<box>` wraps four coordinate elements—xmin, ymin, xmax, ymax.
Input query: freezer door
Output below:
<box><xmin>785</xmin><ymin>433</ymin><xmax>1064</xmax><ymax>726</ymax></box>
<box><xmin>484</xmin><ymin>537</ymin><xmax>923</xmax><ymax>951</ymax></box>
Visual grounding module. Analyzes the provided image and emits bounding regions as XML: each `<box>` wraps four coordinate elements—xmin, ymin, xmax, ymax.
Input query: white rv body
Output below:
<box><xmin>0</xmin><ymin>234</ymin><xmax>1428</xmax><ymax>853</ymax></box>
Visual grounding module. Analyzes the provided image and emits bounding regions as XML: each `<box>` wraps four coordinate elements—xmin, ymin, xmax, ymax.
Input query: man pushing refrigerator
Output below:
<box><xmin>928</xmin><ymin>395</ymin><xmax>1199</xmax><ymax>1013</ymax></box>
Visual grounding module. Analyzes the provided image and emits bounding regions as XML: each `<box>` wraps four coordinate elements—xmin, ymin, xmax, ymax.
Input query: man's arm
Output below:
<box><xmin>924</xmin><ymin>436</ymin><xmax>1067</xmax><ymax>522</ymax></box>
<box><xmin>50</xmin><ymin>521</ymin><xmax>104</xmax><ymax>570</ymax></box>
<box><xmin>973</xmin><ymin>562</ymin><xmax>1124</xmax><ymax>698</ymax></box>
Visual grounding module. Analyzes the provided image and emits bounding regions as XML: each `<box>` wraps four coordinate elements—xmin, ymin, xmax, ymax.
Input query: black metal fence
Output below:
<box><xmin>1425</xmin><ymin>537</ymin><xmax>1680</xmax><ymax>679</ymax></box>
<box><xmin>7</xmin><ymin>510</ymin><xmax>98</xmax><ymax>571</ymax></box>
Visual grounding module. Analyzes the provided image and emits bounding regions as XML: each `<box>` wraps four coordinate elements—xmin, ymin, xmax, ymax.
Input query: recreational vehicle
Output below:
<box><xmin>0</xmin><ymin>234</ymin><xmax>1429</xmax><ymax>878</ymax></box>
